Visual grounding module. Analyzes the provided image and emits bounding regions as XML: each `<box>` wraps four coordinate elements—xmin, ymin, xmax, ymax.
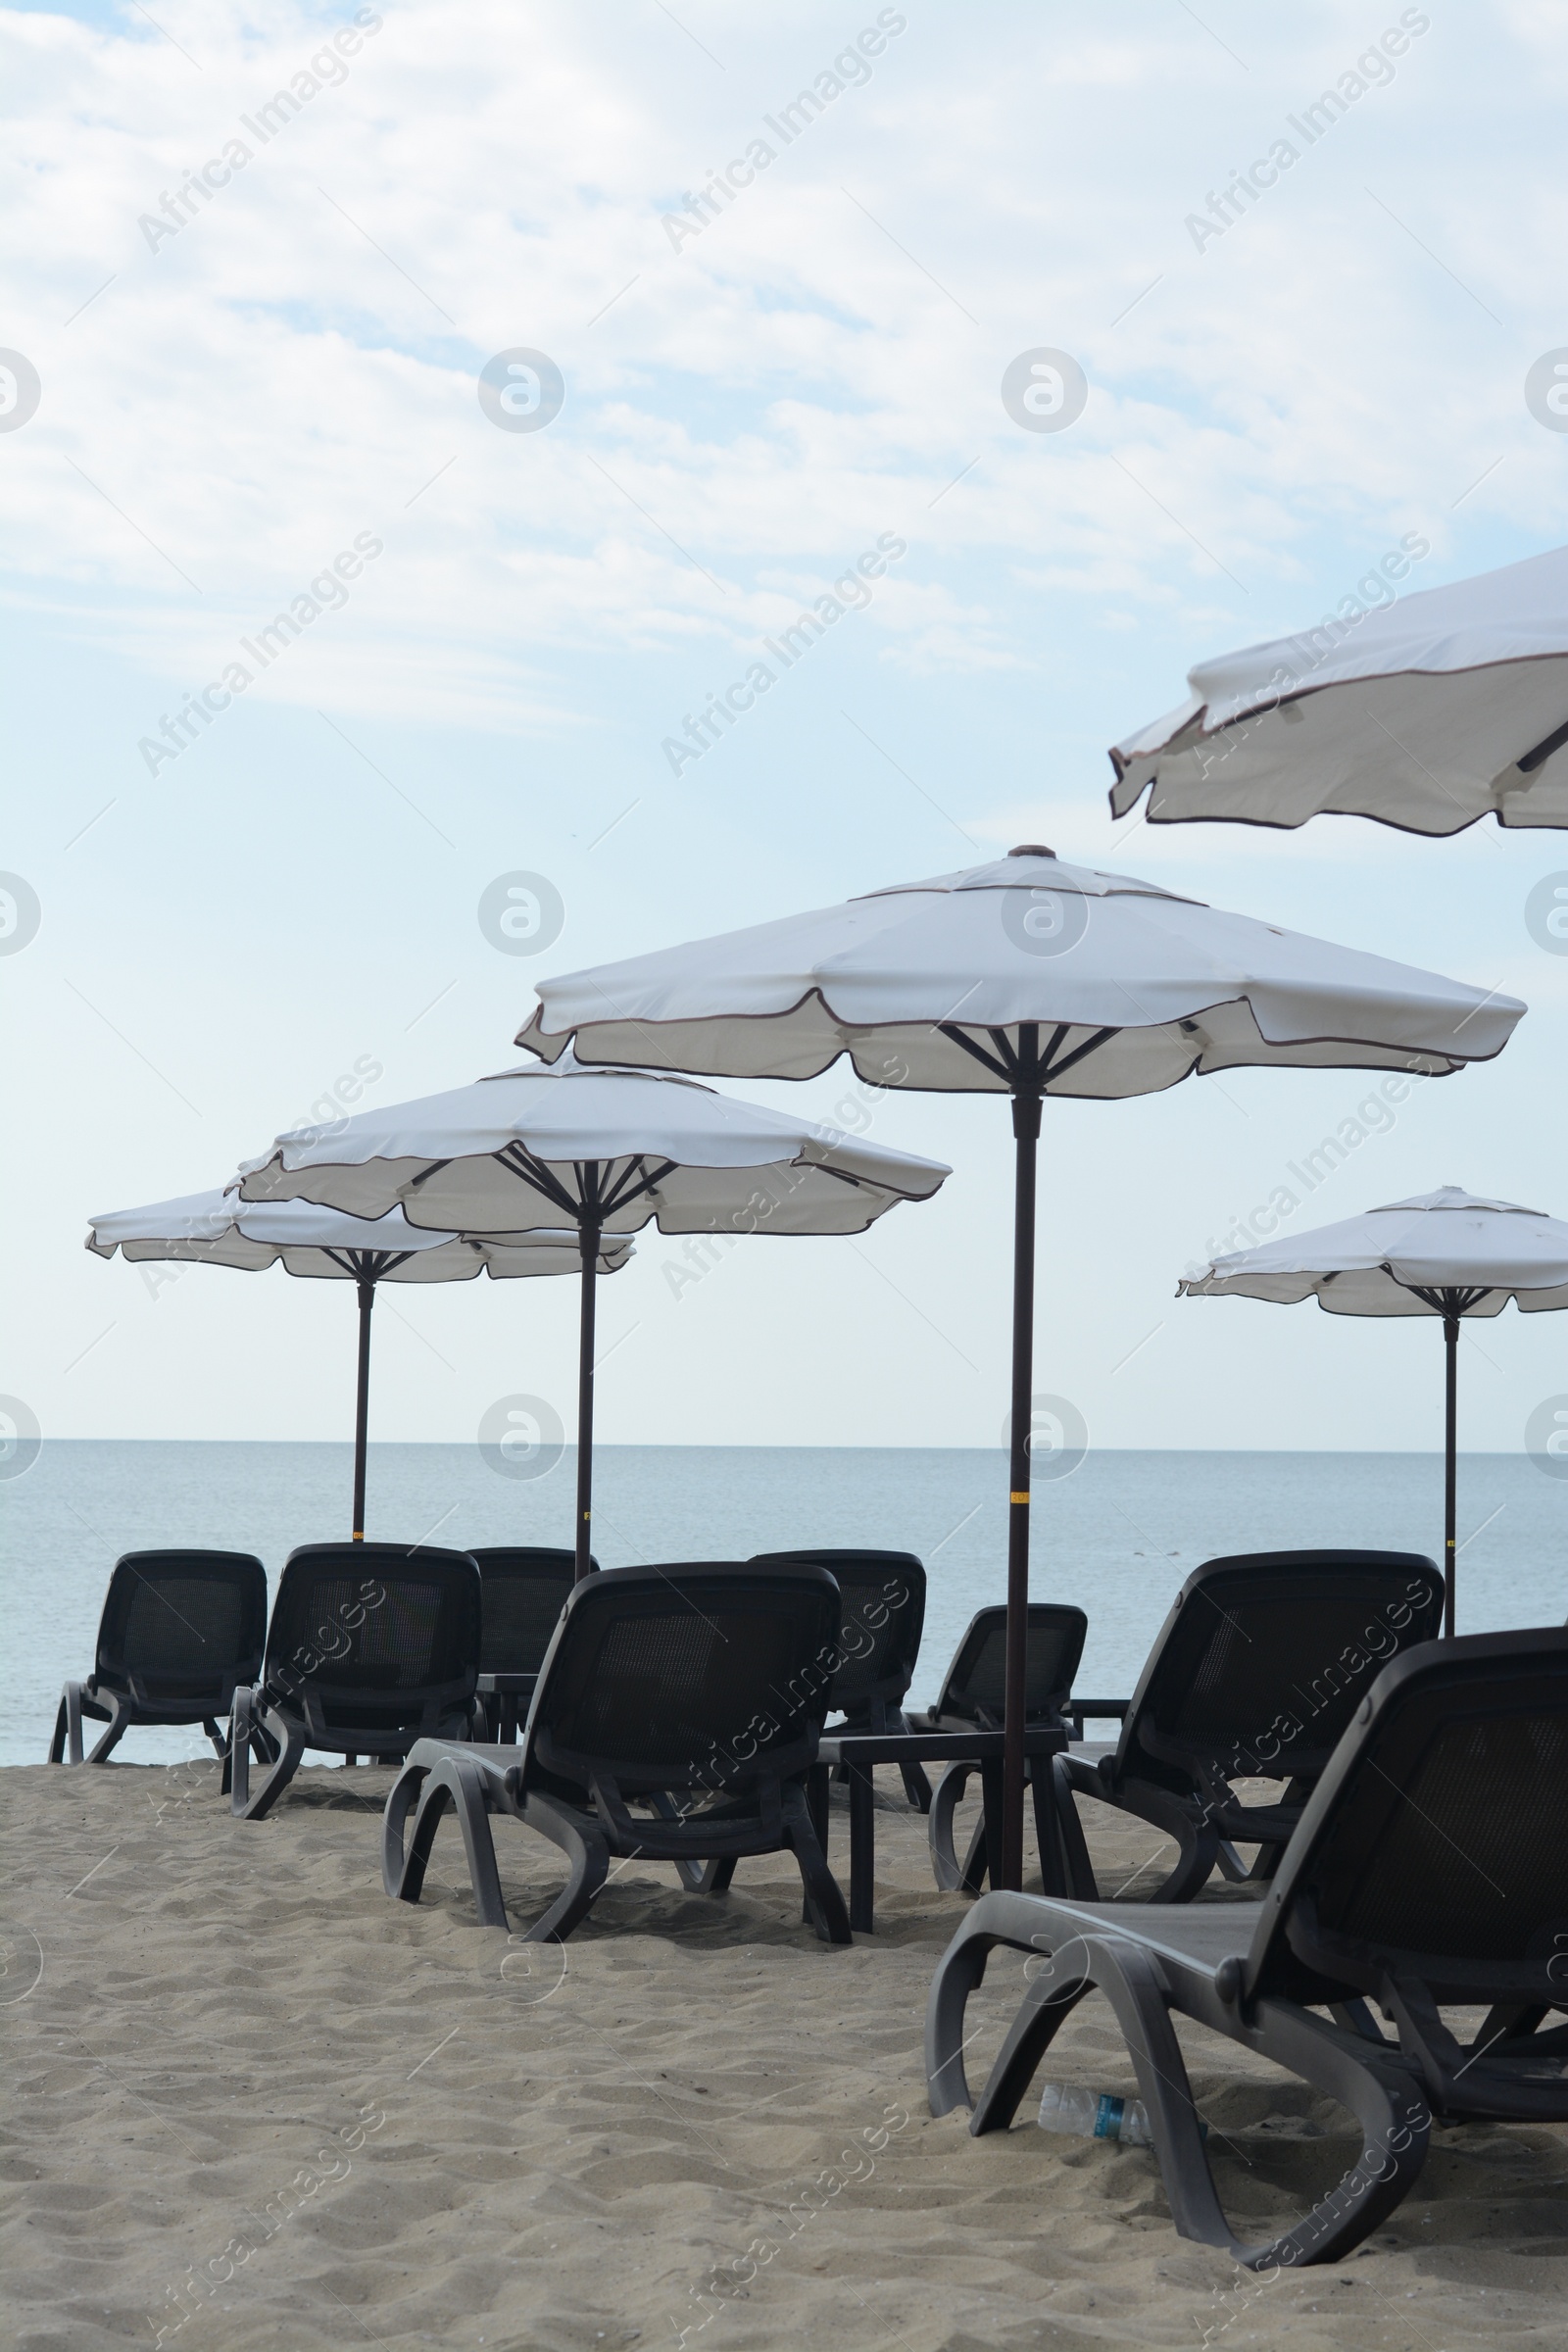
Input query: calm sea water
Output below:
<box><xmin>1</xmin><ymin>1442</ymin><xmax>1561</xmax><ymax>1768</ymax></box>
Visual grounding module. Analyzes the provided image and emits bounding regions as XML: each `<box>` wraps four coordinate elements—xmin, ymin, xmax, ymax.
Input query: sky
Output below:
<box><xmin>3</xmin><ymin>0</ymin><xmax>1565</xmax><ymax>1467</ymax></box>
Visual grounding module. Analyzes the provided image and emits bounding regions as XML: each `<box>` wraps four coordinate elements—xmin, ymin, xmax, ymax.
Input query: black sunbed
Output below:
<box><xmin>750</xmin><ymin>1547</ymin><xmax>931</xmax><ymax>1807</ymax></box>
<box><xmin>48</xmin><ymin>1550</ymin><xmax>267</xmax><ymax>1765</ymax></box>
<box><xmin>911</xmin><ymin>1602</ymin><xmax>1090</xmax><ymax>1892</ymax></box>
<box><xmin>926</xmin><ymin>1628</ymin><xmax>1568</xmax><ymax>2269</ymax></box>
<box><xmin>381</xmin><ymin>1561</ymin><xmax>851</xmax><ymax>1943</ymax></box>
<box><xmin>224</xmin><ymin>1542</ymin><xmax>481</xmax><ymax>1819</ymax></box>
<box><xmin>470</xmin><ymin>1545</ymin><xmax>591</xmax><ymax>1739</ymax></box>
<box><xmin>1051</xmin><ymin>1550</ymin><xmax>1443</xmax><ymax>1903</ymax></box>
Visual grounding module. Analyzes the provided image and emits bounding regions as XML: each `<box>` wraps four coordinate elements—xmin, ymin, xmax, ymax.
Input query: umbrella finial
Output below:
<box><xmin>1007</xmin><ymin>843</ymin><xmax>1055</xmax><ymax>858</ymax></box>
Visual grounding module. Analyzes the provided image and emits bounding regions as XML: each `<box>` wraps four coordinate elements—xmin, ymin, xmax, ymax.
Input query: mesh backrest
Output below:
<box><xmin>263</xmin><ymin>1544</ymin><xmax>480</xmax><ymax>1702</ymax></box>
<box><xmin>749</xmin><ymin>1550</ymin><xmax>925</xmax><ymax>1711</ymax></box>
<box><xmin>936</xmin><ymin>1604</ymin><xmax>1089</xmax><ymax>1728</ymax></box>
<box><xmin>529</xmin><ymin>1564</ymin><xmax>842</xmax><ymax>1789</ymax></box>
<box><xmin>472</xmin><ymin>1548</ymin><xmax>581</xmax><ymax>1673</ymax></box>
<box><xmin>1124</xmin><ymin>1551</ymin><xmax>1442</xmax><ymax>1793</ymax></box>
<box><xmin>95</xmin><ymin>1552</ymin><xmax>267</xmax><ymax>1702</ymax></box>
<box><xmin>1276</xmin><ymin>1637</ymin><xmax>1568</xmax><ymax>1971</ymax></box>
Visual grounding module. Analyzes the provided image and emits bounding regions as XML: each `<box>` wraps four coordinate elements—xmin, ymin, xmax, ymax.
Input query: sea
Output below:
<box><xmin>2</xmin><ymin>1442</ymin><xmax>1561</xmax><ymax>1768</ymax></box>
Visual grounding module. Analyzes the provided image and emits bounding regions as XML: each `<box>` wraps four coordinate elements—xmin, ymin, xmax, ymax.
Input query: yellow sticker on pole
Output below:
<box><xmin>1009</xmin><ymin>1492</ymin><xmax>1030</xmax><ymax>1505</ymax></box>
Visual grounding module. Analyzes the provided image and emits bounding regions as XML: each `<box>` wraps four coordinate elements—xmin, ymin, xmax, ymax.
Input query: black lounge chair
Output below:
<box><xmin>381</xmin><ymin>1562</ymin><xmax>852</xmax><ymax>1944</ymax></box>
<box><xmin>225</xmin><ymin>1542</ymin><xmax>481</xmax><ymax>1820</ymax></box>
<box><xmin>750</xmin><ymin>1547</ymin><xmax>931</xmax><ymax>1807</ymax></box>
<box><xmin>926</xmin><ymin>1628</ymin><xmax>1568</xmax><ymax>2270</ymax></box>
<box><xmin>912</xmin><ymin>1602</ymin><xmax>1090</xmax><ymax>1893</ymax></box>
<box><xmin>470</xmin><ymin>1546</ymin><xmax>593</xmax><ymax>1740</ymax></box>
<box><xmin>48</xmin><ymin>1550</ymin><xmax>267</xmax><ymax>1765</ymax></box>
<box><xmin>1052</xmin><ymin>1550</ymin><xmax>1444</xmax><ymax>1904</ymax></box>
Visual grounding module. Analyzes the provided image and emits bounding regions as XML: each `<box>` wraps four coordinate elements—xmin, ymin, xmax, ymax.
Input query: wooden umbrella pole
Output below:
<box><xmin>574</xmin><ymin>1206</ymin><xmax>601</xmax><ymax>1583</ymax></box>
<box><xmin>352</xmin><ymin>1278</ymin><xmax>375</xmax><ymax>1542</ymax></box>
<box><xmin>1444</xmin><ymin>1311</ymin><xmax>1459</xmax><ymax>1637</ymax></box>
<box><xmin>1003</xmin><ymin>1087</ymin><xmax>1042</xmax><ymax>1892</ymax></box>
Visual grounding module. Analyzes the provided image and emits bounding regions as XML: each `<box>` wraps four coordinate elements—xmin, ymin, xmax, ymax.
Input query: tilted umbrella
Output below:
<box><xmin>236</xmin><ymin>1061</ymin><xmax>951</xmax><ymax>1578</ymax></box>
<box><xmin>87</xmin><ymin>1189</ymin><xmax>630</xmax><ymax>1542</ymax></box>
<box><xmin>1109</xmin><ymin>543</ymin><xmax>1568</xmax><ymax>835</ymax></box>
<box><xmin>1179</xmin><ymin>1188</ymin><xmax>1568</xmax><ymax>1634</ymax></box>
<box><xmin>514</xmin><ymin>844</ymin><xmax>1526</xmax><ymax>1886</ymax></box>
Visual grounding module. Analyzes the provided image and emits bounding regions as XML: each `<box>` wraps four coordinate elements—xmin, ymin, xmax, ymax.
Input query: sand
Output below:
<box><xmin>2</xmin><ymin>1759</ymin><xmax>1563</xmax><ymax>2352</ymax></box>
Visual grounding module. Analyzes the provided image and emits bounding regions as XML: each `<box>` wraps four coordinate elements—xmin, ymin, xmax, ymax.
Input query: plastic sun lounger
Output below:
<box><xmin>1051</xmin><ymin>1550</ymin><xmax>1444</xmax><ymax>1904</ymax></box>
<box><xmin>48</xmin><ymin>1550</ymin><xmax>267</xmax><ymax>1765</ymax></box>
<box><xmin>750</xmin><ymin>1548</ymin><xmax>932</xmax><ymax>1808</ymax></box>
<box><xmin>224</xmin><ymin>1542</ymin><xmax>481</xmax><ymax>1820</ymax></box>
<box><xmin>469</xmin><ymin>1546</ymin><xmax>595</xmax><ymax>1740</ymax></box>
<box><xmin>381</xmin><ymin>1561</ymin><xmax>852</xmax><ymax>1945</ymax></box>
<box><xmin>910</xmin><ymin>1602</ymin><xmax>1091</xmax><ymax>1894</ymax></box>
<box><xmin>927</xmin><ymin>1628</ymin><xmax>1568</xmax><ymax>2270</ymax></box>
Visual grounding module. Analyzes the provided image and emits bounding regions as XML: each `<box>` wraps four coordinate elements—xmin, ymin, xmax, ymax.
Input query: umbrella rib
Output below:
<box><xmin>1407</xmin><ymin>1281</ymin><xmax>1496</xmax><ymax>1317</ymax></box>
<box><xmin>937</xmin><ymin>1023</ymin><xmax>1013</xmax><ymax>1083</ymax></box>
<box><xmin>1042</xmin><ymin>1025</ymin><xmax>1119</xmax><ymax>1084</ymax></box>
<box><xmin>1516</xmin><ymin>712</ymin><xmax>1568</xmax><ymax>772</ymax></box>
<box><xmin>599</xmin><ymin>1156</ymin><xmax>679</xmax><ymax>1220</ymax></box>
<box><xmin>492</xmin><ymin>1144</ymin><xmax>581</xmax><ymax>1221</ymax></box>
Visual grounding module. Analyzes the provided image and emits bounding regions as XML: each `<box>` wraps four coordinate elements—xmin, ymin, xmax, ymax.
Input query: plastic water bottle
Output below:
<box><xmin>1036</xmin><ymin>2082</ymin><xmax>1156</xmax><ymax>2146</ymax></box>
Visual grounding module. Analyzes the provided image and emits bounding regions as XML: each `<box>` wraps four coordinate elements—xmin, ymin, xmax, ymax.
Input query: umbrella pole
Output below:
<box><xmin>1003</xmin><ymin>1089</ymin><xmax>1042</xmax><ymax>1892</ymax></box>
<box><xmin>574</xmin><ymin>1219</ymin><xmax>601</xmax><ymax>1583</ymax></box>
<box><xmin>352</xmin><ymin>1278</ymin><xmax>375</xmax><ymax>1542</ymax></box>
<box><xmin>1443</xmin><ymin>1312</ymin><xmax>1458</xmax><ymax>1636</ymax></box>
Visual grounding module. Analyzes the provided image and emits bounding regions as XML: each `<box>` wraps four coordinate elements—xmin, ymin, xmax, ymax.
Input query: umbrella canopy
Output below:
<box><xmin>86</xmin><ymin>1190</ymin><xmax>625</xmax><ymax>1281</ymax></box>
<box><xmin>513</xmin><ymin>845</ymin><xmax>1527</xmax><ymax>1886</ymax></box>
<box><xmin>1180</xmin><ymin>1188</ymin><xmax>1568</xmax><ymax>1632</ymax></box>
<box><xmin>237</xmin><ymin>1060</ymin><xmax>951</xmax><ymax>1575</ymax></box>
<box><xmin>87</xmin><ymin>1189</ymin><xmax>631</xmax><ymax>1541</ymax></box>
<box><xmin>1108</xmin><ymin>543</ymin><xmax>1568</xmax><ymax>835</ymax></box>
<box><xmin>514</xmin><ymin>849</ymin><xmax>1524</xmax><ymax>1086</ymax></box>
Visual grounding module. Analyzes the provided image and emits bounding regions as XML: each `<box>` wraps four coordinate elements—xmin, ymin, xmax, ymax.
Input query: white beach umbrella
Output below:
<box><xmin>87</xmin><ymin>1190</ymin><xmax>630</xmax><ymax>1541</ymax></box>
<box><xmin>1109</xmin><ymin>544</ymin><xmax>1568</xmax><ymax>835</ymax></box>
<box><xmin>513</xmin><ymin>845</ymin><xmax>1526</xmax><ymax>1885</ymax></box>
<box><xmin>1180</xmin><ymin>1188</ymin><xmax>1568</xmax><ymax>1633</ymax></box>
<box><xmin>236</xmin><ymin>1062</ymin><xmax>951</xmax><ymax>1577</ymax></box>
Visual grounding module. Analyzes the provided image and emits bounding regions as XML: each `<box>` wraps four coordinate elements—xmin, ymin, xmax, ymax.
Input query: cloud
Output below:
<box><xmin>1</xmin><ymin>0</ymin><xmax>1565</xmax><ymax>738</ymax></box>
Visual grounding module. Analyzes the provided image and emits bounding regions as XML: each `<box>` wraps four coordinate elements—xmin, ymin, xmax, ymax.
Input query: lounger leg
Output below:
<box><xmin>515</xmin><ymin>1797</ymin><xmax>611</xmax><ymax>1943</ymax></box>
<box><xmin>396</xmin><ymin>1757</ymin><xmax>510</xmax><ymax>1931</ymax></box>
<box><xmin>970</xmin><ymin>1953</ymin><xmax>1095</xmax><ymax>2127</ymax></box>
<box><xmin>647</xmin><ymin>1792</ymin><xmax>706</xmax><ymax>1891</ymax></box>
<box><xmin>928</xmin><ymin>1762</ymin><xmax>975</xmax><ymax>1892</ymax></box>
<box><xmin>1230</xmin><ymin>1998</ymin><xmax>1431</xmax><ymax>2267</ymax></box>
<box><xmin>381</xmin><ymin>1760</ymin><xmax>430</xmax><ymax>1897</ymax></box>
<box><xmin>1146</xmin><ymin>1818</ymin><xmax>1220</xmax><ymax>1904</ymax></box>
<box><xmin>901</xmin><ymin>1760</ymin><xmax>935</xmax><ymax>1813</ymax></box>
<box><xmin>928</xmin><ymin>1895</ymin><xmax>1432</xmax><ymax>2269</ymax></box>
<box><xmin>203</xmin><ymin>1718</ymin><xmax>228</xmax><ymax>1761</ymax></box>
<box><xmin>230</xmin><ymin>1695</ymin><xmax>305</xmax><ymax>1822</ymax></box>
<box><xmin>49</xmin><ymin>1684</ymin><xmax>85</xmax><ymax>1765</ymax></box>
<box><xmin>1049</xmin><ymin>1755</ymin><xmax>1099</xmax><ymax>1899</ymax></box>
<box><xmin>83</xmin><ymin>1694</ymin><xmax>132</xmax><ymax>1765</ymax></box>
<box><xmin>698</xmin><ymin>1857</ymin><xmax>738</xmax><ymax>1895</ymax></box>
<box><xmin>782</xmin><ymin>1788</ymin><xmax>851</xmax><ymax>1945</ymax></box>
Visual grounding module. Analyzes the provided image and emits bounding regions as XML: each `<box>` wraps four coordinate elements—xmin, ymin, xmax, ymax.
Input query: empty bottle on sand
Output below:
<box><xmin>1036</xmin><ymin>2083</ymin><xmax>1156</xmax><ymax>2146</ymax></box>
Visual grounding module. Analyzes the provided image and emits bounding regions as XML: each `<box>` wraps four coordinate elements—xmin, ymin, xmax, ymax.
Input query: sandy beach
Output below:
<box><xmin>2</xmin><ymin>1761</ymin><xmax>1563</xmax><ymax>2352</ymax></box>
